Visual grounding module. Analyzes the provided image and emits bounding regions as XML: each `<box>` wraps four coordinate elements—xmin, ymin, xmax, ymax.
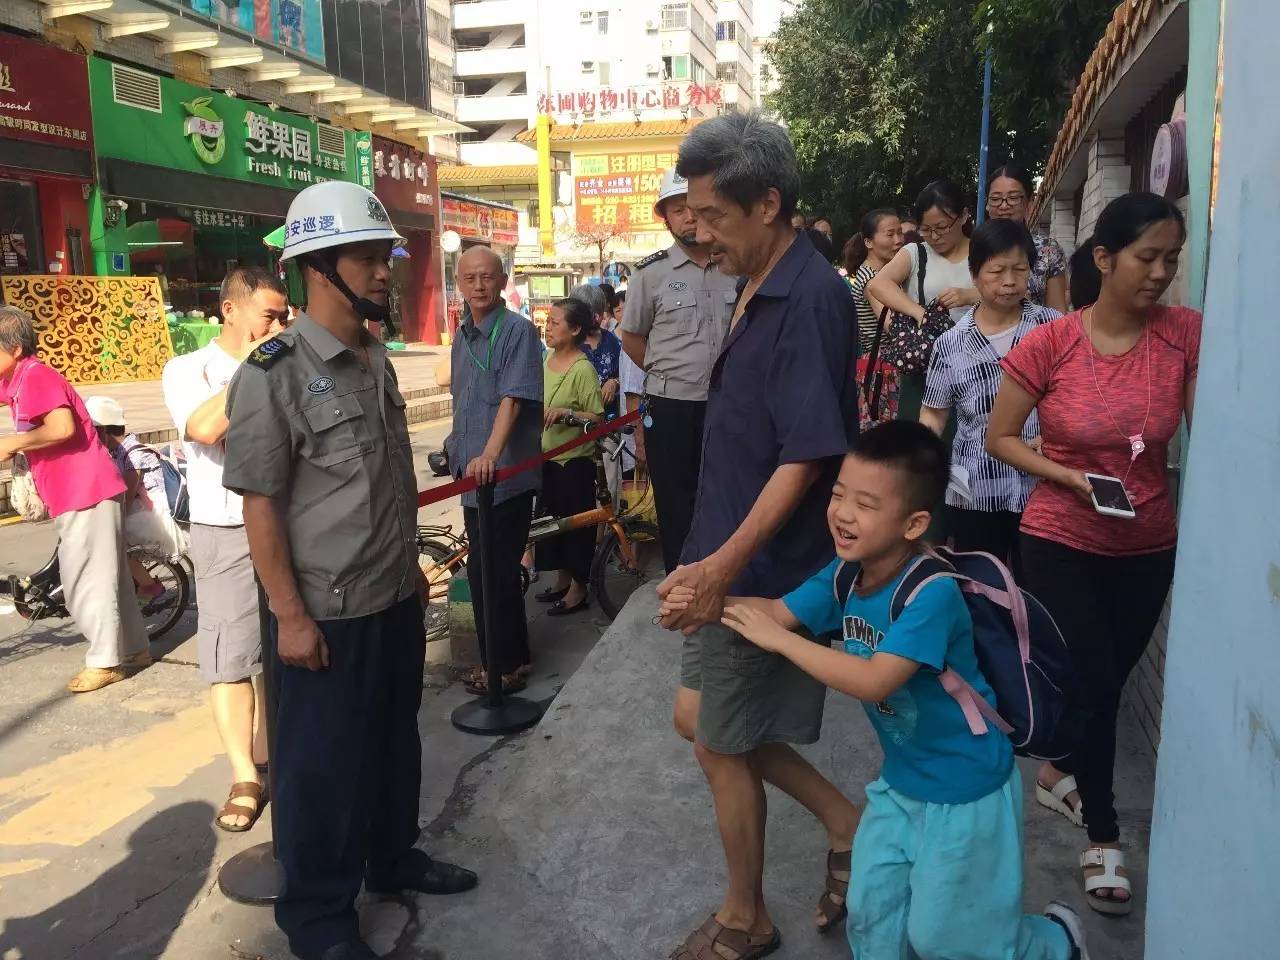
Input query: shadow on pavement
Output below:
<box><xmin>0</xmin><ymin>800</ymin><xmax>217</xmax><ymax>960</ymax></box>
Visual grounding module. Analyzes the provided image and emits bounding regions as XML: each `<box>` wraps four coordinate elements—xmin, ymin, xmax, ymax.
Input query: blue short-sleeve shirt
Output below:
<box><xmin>784</xmin><ymin>558</ymin><xmax>1014</xmax><ymax>804</ymax></box>
<box><xmin>680</xmin><ymin>230</ymin><xmax>859</xmax><ymax>597</ymax></box>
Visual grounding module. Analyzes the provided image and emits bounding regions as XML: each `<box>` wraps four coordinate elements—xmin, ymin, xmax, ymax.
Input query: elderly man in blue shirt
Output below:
<box><xmin>658</xmin><ymin>112</ymin><xmax>863</xmax><ymax>959</ymax></box>
<box><xmin>446</xmin><ymin>245</ymin><xmax>544</xmax><ymax>693</ymax></box>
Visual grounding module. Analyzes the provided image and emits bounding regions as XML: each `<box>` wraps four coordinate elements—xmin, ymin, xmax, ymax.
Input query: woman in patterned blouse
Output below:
<box><xmin>986</xmin><ymin>164</ymin><xmax>1068</xmax><ymax>313</ymax></box>
<box><xmin>919</xmin><ymin>218</ymin><xmax>1059</xmax><ymax>575</ymax></box>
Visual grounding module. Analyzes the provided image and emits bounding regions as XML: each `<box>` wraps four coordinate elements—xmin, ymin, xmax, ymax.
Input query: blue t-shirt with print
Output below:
<box><xmin>784</xmin><ymin>557</ymin><xmax>1013</xmax><ymax>805</ymax></box>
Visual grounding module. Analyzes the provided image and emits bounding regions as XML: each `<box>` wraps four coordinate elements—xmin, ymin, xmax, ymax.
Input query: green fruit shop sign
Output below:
<box><xmin>89</xmin><ymin>57</ymin><xmax>360</xmax><ymax>190</ymax></box>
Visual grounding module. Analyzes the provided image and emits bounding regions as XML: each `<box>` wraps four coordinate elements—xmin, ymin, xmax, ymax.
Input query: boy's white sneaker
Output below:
<box><xmin>1044</xmin><ymin>900</ymin><xmax>1090</xmax><ymax>960</ymax></box>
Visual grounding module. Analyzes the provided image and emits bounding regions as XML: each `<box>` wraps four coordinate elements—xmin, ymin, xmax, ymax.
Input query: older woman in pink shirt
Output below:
<box><xmin>0</xmin><ymin>306</ymin><xmax>149</xmax><ymax>692</ymax></box>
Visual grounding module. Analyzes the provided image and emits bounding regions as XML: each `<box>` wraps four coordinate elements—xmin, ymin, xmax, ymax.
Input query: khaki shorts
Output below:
<box><xmin>189</xmin><ymin>523</ymin><xmax>262</xmax><ymax>684</ymax></box>
<box><xmin>680</xmin><ymin>622</ymin><xmax>827</xmax><ymax>755</ymax></box>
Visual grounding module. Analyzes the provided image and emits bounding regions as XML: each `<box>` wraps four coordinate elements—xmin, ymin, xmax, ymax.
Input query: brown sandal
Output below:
<box><xmin>215</xmin><ymin>781</ymin><xmax>267</xmax><ymax>833</ymax></box>
<box><xmin>817</xmin><ymin>848</ymin><xmax>851</xmax><ymax>934</ymax></box>
<box><xmin>669</xmin><ymin>915</ymin><xmax>781</xmax><ymax>960</ymax></box>
<box><xmin>464</xmin><ymin>670</ymin><xmax>527</xmax><ymax>697</ymax></box>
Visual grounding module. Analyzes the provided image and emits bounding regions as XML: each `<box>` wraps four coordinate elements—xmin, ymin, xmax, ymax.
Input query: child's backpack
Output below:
<box><xmin>835</xmin><ymin>546</ymin><xmax>1084</xmax><ymax>761</ymax></box>
<box><xmin>135</xmin><ymin>441</ymin><xmax>189</xmax><ymax>524</ymax></box>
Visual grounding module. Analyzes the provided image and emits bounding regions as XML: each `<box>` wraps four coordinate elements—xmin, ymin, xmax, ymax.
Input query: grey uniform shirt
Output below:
<box><xmin>222</xmin><ymin>312</ymin><xmax>419</xmax><ymax>621</ymax></box>
<box><xmin>620</xmin><ymin>243</ymin><xmax>739</xmax><ymax>401</ymax></box>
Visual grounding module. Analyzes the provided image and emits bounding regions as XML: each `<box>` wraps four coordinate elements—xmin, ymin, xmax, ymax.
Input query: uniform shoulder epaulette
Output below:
<box><xmin>244</xmin><ymin>337</ymin><xmax>292</xmax><ymax>371</ymax></box>
<box><xmin>635</xmin><ymin>249</ymin><xmax>669</xmax><ymax>269</ymax></box>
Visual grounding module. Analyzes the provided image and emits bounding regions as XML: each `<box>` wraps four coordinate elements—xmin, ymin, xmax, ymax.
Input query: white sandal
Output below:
<box><xmin>1036</xmin><ymin>774</ymin><xmax>1084</xmax><ymax>827</ymax></box>
<box><xmin>1080</xmin><ymin>846</ymin><xmax>1132</xmax><ymax>916</ymax></box>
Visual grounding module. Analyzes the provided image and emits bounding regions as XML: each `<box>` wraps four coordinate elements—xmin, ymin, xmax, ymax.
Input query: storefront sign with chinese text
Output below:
<box><xmin>537</xmin><ymin>83</ymin><xmax>722</xmax><ymax>117</ymax></box>
<box><xmin>191</xmin><ymin>208</ymin><xmax>249</xmax><ymax>229</ymax></box>
<box><xmin>574</xmin><ymin>151</ymin><xmax>679</xmax><ymax>232</ymax></box>
<box><xmin>0</xmin><ymin>33</ymin><xmax>93</xmax><ymax>153</ymax></box>
<box><xmin>373</xmin><ymin>135</ymin><xmax>438</xmax><ymax>224</ymax></box>
<box><xmin>442</xmin><ymin>194</ymin><xmax>519</xmax><ymax>247</ymax></box>
<box><xmin>88</xmin><ymin>57</ymin><xmax>360</xmax><ymax>192</ymax></box>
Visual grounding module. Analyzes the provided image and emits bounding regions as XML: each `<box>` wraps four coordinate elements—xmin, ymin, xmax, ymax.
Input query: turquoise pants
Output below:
<box><xmin>847</xmin><ymin>766</ymin><xmax>1070</xmax><ymax>960</ymax></box>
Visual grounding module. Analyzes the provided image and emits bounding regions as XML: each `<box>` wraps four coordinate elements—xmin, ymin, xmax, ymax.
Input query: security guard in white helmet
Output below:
<box><xmin>619</xmin><ymin>168</ymin><xmax>740</xmax><ymax>573</ymax></box>
<box><xmin>222</xmin><ymin>181</ymin><xmax>477</xmax><ymax>960</ymax></box>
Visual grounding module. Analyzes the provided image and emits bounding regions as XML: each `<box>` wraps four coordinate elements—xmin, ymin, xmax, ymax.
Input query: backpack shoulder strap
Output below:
<box><xmin>889</xmin><ymin>552</ymin><xmax>955</xmax><ymax>622</ymax></box>
<box><xmin>833</xmin><ymin>560</ymin><xmax>861</xmax><ymax>608</ymax></box>
<box><xmin>915</xmin><ymin>242</ymin><xmax>928</xmax><ymax>305</ymax></box>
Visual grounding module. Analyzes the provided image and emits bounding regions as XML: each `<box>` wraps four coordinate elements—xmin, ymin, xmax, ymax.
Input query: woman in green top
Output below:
<box><xmin>535</xmin><ymin>298</ymin><xmax>604</xmax><ymax>616</ymax></box>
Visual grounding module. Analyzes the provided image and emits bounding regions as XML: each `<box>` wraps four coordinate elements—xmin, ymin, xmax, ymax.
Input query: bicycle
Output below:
<box><xmin>416</xmin><ymin>415</ymin><xmax>662</xmax><ymax>641</ymax></box>
<box><xmin>1</xmin><ymin>544</ymin><xmax>191</xmax><ymax>642</ymax></box>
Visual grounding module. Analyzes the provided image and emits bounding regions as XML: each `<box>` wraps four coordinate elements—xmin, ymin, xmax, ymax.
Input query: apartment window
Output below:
<box><xmin>716</xmin><ymin>21</ymin><xmax>736</xmax><ymax>42</ymax></box>
<box><xmin>598</xmin><ymin>10</ymin><xmax>609</xmax><ymax>34</ymax></box>
<box><xmin>662</xmin><ymin>55</ymin><xmax>690</xmax><ymax>81</ymax></box>
<box><xmin>427</xmin><ymin>9</ymin><xmax>452</xmax><ymax>44</ymax></box>
<box><xmin>661</xmin><ymin>3</ymin><xmax>689</xmax><ymax>30</ymax></box>
<box><xmin>716</xmin><ymin>62</ymin><xmax>735</xmax><ymax>83</ymax></box>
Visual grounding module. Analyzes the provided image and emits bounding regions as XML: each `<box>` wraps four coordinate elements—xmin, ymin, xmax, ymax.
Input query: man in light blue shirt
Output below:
<box><xmin>445</xmin><ymin>246</ymin><xmax>543</xmax><ymax>690</ymax></box>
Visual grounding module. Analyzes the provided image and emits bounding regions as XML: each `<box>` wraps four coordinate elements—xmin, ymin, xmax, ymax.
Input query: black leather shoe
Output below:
<box><xmin>366</xmin><ymin>848</ymin><xmax>479</xmax><ymax>896</ymax></box>
<box><xmin>299</xmin><ymin>940</ymin><xmax>378</xmax><ymax>960</ymax></box>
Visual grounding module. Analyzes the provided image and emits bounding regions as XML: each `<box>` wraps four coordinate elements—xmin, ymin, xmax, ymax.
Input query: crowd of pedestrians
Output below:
<box><xmin>0</xmin><ymin>105</ymin><xmax>1201</xmax><ymax>960</ymax></box>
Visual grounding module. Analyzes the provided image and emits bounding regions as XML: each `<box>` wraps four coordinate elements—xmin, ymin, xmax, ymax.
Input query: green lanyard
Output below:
<box><xmin>464</xmin><ymin>313</ymin><xmax>506</xmax><ymax>372</ymax></box>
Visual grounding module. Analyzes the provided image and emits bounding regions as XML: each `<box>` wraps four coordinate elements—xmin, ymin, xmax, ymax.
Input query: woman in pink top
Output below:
<box><xmin>987</xmin><ymin>193</ymin><xmax>1199</xmax><ymax>917</ymax></box>
<box><xmin>0</xmin><ymin>307</ymin><xmax>150</xmax><ymax>693</ymax></box>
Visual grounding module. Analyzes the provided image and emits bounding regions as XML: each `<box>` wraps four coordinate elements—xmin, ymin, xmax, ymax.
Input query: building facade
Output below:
<box><xmin>452</xmin><ymin>1</ymin><xmax>752</xmax><ymax>166</ymax></box>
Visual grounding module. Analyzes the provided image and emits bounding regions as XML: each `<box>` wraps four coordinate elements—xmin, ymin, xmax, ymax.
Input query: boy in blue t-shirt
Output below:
<box><xmin>663</xmin><ymin>422</ymin><xmax>1089</xmax><ymax>960</ymax></box>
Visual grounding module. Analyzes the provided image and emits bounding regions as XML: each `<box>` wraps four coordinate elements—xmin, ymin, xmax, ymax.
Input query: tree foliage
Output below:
<box><xmin>770</xmin><ymin>0</ymin><xmax>1115</xmax><ymax>234</ymax></box>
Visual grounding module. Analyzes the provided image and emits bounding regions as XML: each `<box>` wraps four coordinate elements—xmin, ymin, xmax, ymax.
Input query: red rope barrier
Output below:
<box><xmin>416</xmin><ymin>409</ymin><xmax>642</xmax><ymax>508</ymax></box>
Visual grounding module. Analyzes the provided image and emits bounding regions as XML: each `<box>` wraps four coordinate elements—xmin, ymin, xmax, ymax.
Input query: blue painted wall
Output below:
<box><xmin>1145</xmin><ymin>0</ymin><xmax>1280</xmax><ymax>955</ymax></box>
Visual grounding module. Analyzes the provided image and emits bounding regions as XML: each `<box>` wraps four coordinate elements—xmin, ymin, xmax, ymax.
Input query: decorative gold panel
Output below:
<box><xmin>1</xmin><ymin>276</ymin><xmax>173</xmax><ymax>385</ymax></box>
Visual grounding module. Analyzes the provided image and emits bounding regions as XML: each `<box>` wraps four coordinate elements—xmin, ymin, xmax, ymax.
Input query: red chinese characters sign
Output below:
<box><xmin>537</xmin><ymin>83</ymin><xmax>722</xmax><ymax>117</ymax></box>
<box><xmin>442</xmin><ymin>195</ymin><xmax>519</xmax><ymax>248</ymax></box>
<box><xmin>372</xmin><ymin>135</ymin><xmax>437</xmax><ymax>222</ymax></box>
<box><xmin>0</xmin><ymin>33</ymin><xmax>93</xmax><ymax>152</ymax></box>
<box><xmin>574</xmin><ymin>151</ymin><xmax>679</xmax><ymax>232</ymax></box>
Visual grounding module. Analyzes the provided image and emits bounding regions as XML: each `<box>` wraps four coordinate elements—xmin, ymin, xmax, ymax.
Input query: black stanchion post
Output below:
<box><xmin>217</xmin><ymin>581</ymin><xmax>283</xmax><ymax>904</ymax></box>
<box><xmin>451</xmin><ymin>481</ymin><xmax>542</xmax><ymax>735</ymax></box>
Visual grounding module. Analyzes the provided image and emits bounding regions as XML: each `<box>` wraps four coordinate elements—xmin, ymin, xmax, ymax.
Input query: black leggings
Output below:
<box><xmin>1018</xmin><ymin>534</ymin><xmax>1175</xmax><ymax>843</ymax></box>
<box><xmin>535</xmin><ymin>457</ymin><xmax>597</xmax><ymax>588</ymax></box>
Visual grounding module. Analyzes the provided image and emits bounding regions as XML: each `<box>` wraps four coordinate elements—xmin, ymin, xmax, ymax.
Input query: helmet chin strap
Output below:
<box><xmin>300</xmin><ymin>253</ymin><xmax>397</xmax><ymax>337</ymax></box>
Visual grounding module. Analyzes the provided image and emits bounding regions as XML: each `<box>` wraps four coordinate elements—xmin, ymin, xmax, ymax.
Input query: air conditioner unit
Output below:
<box><xmin>646</xmin><ymin>63</ymin><xmax>661</xmax><ymax>76</ymax></box>
<box><xmin>580</xmin><ymin>10</ymin><xmax>594</xmax><ymax>21</ymax></box>
<box><xmin>581</xmin><ymin>60</ymin><xmax>595</xmax><ymax>72</ymax></box>
<box><xmin>645</xmin><ymin>19</ymin><xmax>657</xmax><ymax>31</ymax></box>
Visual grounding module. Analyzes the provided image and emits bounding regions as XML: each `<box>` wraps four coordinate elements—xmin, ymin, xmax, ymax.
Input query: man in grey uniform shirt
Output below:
<box><xmin>223</xmin><ymin>182</ymin><xmax>475</xmax><ymax>960</ymax></box>
<box><xmin>620</xmin><ymin>168</ymin><xmax>739</xmax><ymax>572</ymax></box>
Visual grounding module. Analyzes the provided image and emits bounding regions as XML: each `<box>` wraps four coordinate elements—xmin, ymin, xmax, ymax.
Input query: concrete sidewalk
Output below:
<box><xmin>0</xmin><ymin>590</ymin><xmax>1152</xmax><ymax>960</ymax></box>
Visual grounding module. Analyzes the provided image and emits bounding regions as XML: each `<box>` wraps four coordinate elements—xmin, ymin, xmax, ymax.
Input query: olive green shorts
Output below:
<box><xmin>679</xmin><ymin>622</ymin><xmax>828</xmax><ymax>755</ymax></box>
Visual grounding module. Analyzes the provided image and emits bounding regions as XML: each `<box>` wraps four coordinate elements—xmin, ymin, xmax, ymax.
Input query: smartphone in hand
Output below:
<box><xmin>1085</xmin><ymin>473</ymin><xmax>1136</xmax><ymax>519</ymax></box>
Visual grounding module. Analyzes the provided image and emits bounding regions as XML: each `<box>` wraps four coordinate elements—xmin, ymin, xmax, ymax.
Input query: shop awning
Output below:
<box><xmin>99</xmin><ymin>158</ymin><xmax>296</xmax><ymax>218</ymax></box>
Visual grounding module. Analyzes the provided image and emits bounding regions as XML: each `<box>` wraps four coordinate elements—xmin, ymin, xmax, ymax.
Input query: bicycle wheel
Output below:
<box><xmin>590</xmin><ymin>521</ymin><xmax>662</xmax><ymax>621</ymax></box>
<box><xmin>418</xmin><ymin>539</ymin><xmax>464</xmax><ymax>644</ymax></box>
<box><xmin>130</xmin><ymin>550</ymin><xmax>190</xmax><ymax>641</ymax></box>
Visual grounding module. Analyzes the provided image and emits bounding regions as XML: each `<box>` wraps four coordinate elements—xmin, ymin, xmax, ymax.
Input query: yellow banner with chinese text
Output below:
<box><xmin>574</xmin><ymin>150</ymin><xmax>680</xmax><ymax>232</ymax></box>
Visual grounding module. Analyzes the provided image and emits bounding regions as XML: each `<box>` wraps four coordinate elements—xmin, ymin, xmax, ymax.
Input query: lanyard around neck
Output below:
<box><xmin>465</xmin><ymin>312</ymin><xmax>506</xmax><ymax>372</ymax></box>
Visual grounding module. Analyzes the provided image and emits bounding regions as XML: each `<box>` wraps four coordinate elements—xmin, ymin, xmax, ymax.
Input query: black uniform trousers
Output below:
<box><xmin>644</xmin><ymin>395</ymin><xmax>707</xmax><ymax>573</ymax></box>
<box><xmin>271</xmin><ymin>595</ymin><xmax>426</xmax><ymax>957</ymax></box>
<box><xmin>463</xmin><ymin>489</ymin><xmax>535</xmax><ymax>676</ymax></box>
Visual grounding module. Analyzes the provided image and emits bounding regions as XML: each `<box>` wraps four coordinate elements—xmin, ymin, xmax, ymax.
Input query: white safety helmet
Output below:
<box><xmin>653</xmin><ymin>168</ymin><xmax>689</xmax><ymax>217</ymax></box>
<box><xmin>85</xmin><ymin>395</ymin><xmax>126</xmax><ymax>428</ymax></box>
<box><xmin>278</xmin><ymin>180</ymin><xmax>404</xmax><ymax>263</ymax></box>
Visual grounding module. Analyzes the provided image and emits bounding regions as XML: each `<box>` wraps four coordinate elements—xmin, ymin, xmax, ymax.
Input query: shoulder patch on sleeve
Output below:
<box><xmin>635</xmin><ymin>249</ymin><xmax>669</xmax><ymax>269</ymax></box>
<box><xmin>244</xmin><ymin>337</ymin><xmax>292</xmax><ymax>371</ymax></box>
